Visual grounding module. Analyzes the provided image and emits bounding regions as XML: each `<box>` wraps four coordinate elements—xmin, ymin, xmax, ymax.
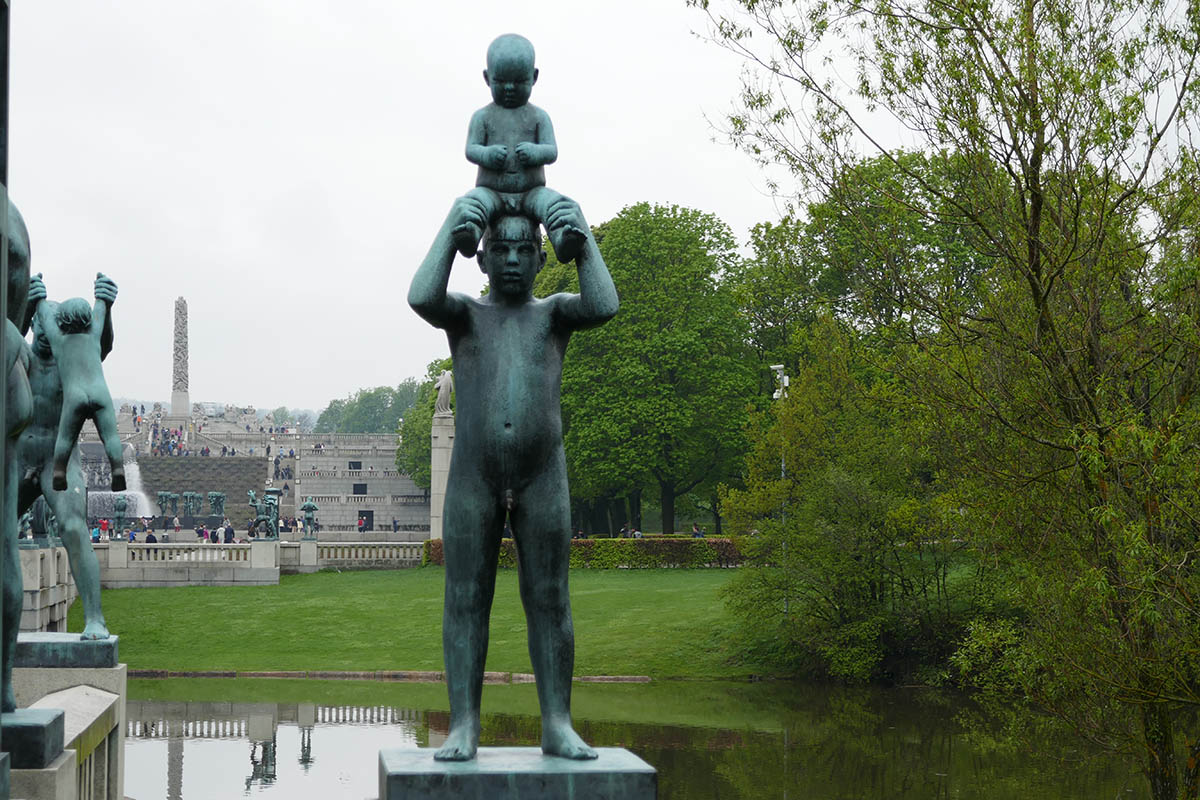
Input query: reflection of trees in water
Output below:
<box><xmin>246</xmin><ymin>735</ymin><xmax>277</xmax><ymax>790</ymax></box>
<box><xmin>122</xmin><ymin>688</ymin><xmax>1146</xmax><ymax>799</ymax></box>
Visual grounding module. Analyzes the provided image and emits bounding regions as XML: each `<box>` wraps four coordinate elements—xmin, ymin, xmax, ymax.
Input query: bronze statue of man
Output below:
<box><xmin>409</xmin><ymin>192</ymin><xmax>618</xmax><ymax>761</ymax></box>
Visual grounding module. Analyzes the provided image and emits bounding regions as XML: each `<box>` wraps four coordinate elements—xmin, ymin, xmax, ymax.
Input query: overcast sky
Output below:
<box><xmin>9</xmin><ymin>1</ymin><xmax>784</xmax><ymax>413</ymax></box>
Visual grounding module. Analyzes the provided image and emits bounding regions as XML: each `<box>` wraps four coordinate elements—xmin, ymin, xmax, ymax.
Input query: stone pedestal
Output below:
<box><xmin>429</xmin><ymin>414</ymin><xmax>455</xmax><ymax>541</ymax></box>
<box><xmin>378</xmin><ymin>747</ymin><xmax>656</xmax><ymax>800</ymax></box>
<box><xmin>299</xmin><ymin>539</ymin><xmax>318</xmax><ymax>569</ymax></box>
<box><xmin>250</xmin><ymin>539</ymin><xmax>278</xmax><ymax>569</ymax></box>
<box><xmin>8</xmin><ymin>633</ymin><xmax>126</xmax><ymax>800</ymax></box>
<box><xmin>170</xmin><ymin>390</ymin><xmax>190</xmax><ymax>418</ymax></box>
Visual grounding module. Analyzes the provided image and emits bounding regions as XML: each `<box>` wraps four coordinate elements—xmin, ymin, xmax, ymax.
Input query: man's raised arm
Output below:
<box><xmin>548</xmin><ymin>199</ymin><xmax>618</xmax><ymax>331</ymax></box>
<box><xmin>93</xmin><ymin>273</ymin><xmax>117</xmax><ymax>360</ymax></box>
<box><xmin>407</xmin><ymin>198</ymin><xmax>481</xmax><ymax>330</ymax></box>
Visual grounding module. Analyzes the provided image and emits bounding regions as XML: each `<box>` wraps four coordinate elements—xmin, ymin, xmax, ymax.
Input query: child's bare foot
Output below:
<box><xmin>550</xmin><ymin>225</ymin><xmax>587</xmax><ymax>263</ymax></box>
<box><xmin>52</xmin><ymin>467</ymin><xmax>68</xmax><ymax>491</ymax></box>
<box><xmin>110</xmin><ymin>468</ymin><xmax>126</xmax><ymax>492</ymax></box>
<box><xmin>434</xmin><ymin>723</ymin><xmax>479</xmax><ymax>761</ymax></box>
<box><xmin>452</xmin><ymin>222</ymin><xmax>482</xmax><ymax>259</ymax></box>
<box><xmin>542</xmin><ymin>719</ymin><xmax>597</xmax><ymax>760</ymax></box>
<box><xmin>80</xmin><ymin>619</ymin><xmax>109</xmax><ymax>640</ymax></box>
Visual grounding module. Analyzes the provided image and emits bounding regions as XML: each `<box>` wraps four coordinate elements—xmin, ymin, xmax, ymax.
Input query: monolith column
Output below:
<box><xmin>170</xmin><ymin>297</ymin><xmax>189</xmax><ymax>417</ymax></box>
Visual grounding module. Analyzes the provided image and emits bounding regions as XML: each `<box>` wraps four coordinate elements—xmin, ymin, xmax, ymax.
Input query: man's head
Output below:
<box><xmin>484</xmin><ymin>34</ymin><xmax>537</xmax><ymax>109</ymax></box>
<box><xmin>478</xmin><ymin>214</ymin><xmax>546</xmax><ymax>298</ymax></box>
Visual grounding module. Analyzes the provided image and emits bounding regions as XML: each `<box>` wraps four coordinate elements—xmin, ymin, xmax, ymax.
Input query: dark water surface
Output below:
<box><xmin>124</xmin><ymin>678</ymin><xmax>1145</xmax><ymax>799</ymax></box>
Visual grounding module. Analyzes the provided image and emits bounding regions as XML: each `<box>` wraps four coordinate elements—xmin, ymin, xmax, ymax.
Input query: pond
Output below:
<box><xmin>124</xmin><ymin>678</ymin><xmax>1146</xmax><ymax>799</ymax></box>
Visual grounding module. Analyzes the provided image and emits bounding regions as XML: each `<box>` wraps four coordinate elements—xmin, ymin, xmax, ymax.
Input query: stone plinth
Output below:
<box><xmin>429</xmin><ymin>414</ymin><xmax>455</xmax><ymax>540</ymax></box>
<box><xmin>11</xmin><ymin>632</ymin><xmax>128</xmax><ymax>799</ymax></box>
<box><xmin>378</xmin><ymin>747</ymin><xmax>656</xmax><ymax>800</ymax></box>
<box><xmin>14</xmin><ymin>633</ymin><xmax>119</xmax><ymax>669</ymax></box>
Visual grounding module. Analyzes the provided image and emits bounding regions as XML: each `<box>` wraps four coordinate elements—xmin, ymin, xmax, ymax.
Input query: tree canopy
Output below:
<box><xmin>314</xmin><ymin>379</ymin><xmax>420</xmax><ymax>434</ymax></box>
<box><xmin>697</xmin><ymin>0</ymin><xmax>1200</xmax><ymax>795</ymax></box>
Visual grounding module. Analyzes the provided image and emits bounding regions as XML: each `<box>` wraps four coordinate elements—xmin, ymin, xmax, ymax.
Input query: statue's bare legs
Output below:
<box><xmin>436</xmin><ymin>455</ymin><xmax>595</xmax><ymax>761</ymax></box>
<box><xmin>42</xmin><ymin>455</ymin><xmax>108</xmax><ymax>639</ymax></box>
<box><xmin>2</xmin><ymin>459</ymin><xmax>23</xmax><ymax>711</ymax></box>
<box><xmin>436</xmin><ymin>469</ymin><xmax>502</xmax><ymax>761</ymax></box>
<box><xmin>512</xmin><ymin>460</ymin><xmax>595</xmax><ymax>759</ymax></box>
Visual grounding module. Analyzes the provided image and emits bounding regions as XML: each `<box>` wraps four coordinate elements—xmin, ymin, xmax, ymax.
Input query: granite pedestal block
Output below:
<box><xmin>14</xmin><ymin>632</ymin><xmax>119</xmax><ymax>669</ymax></box>
<box><xmin>379</xmin><ymin>747</ymin><xmax>656</xmax><ymax>800</ymax></box>
<box><xmin>1</xmin><ymin>708</ymin><xmax>64</xmax><ymax>768</ymax></box>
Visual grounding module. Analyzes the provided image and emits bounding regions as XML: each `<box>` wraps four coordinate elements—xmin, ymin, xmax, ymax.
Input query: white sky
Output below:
<box><xmin>9</xmin><ymin>0</ymin><xmax>785</xmax><ymax>412</ymax></box>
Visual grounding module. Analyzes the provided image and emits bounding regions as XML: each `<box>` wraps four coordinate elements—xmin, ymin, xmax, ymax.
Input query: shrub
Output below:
<box><xmin>422</xmin><ymin>537</ymin><xmax>742</xmax><ymax>568</ymax></box>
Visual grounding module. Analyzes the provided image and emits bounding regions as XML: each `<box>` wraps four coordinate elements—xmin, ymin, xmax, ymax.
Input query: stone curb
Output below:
<box><xmin>127</xmin><ymin>669</ymin><xmax>651</xmax><ymax>683</ymax></box>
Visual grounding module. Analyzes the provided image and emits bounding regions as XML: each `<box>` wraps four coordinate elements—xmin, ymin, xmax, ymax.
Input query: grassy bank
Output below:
<box><xmin>72</xmin><ymin>568</ymin><xmax>747</xmax><ymax>679</ymax></box>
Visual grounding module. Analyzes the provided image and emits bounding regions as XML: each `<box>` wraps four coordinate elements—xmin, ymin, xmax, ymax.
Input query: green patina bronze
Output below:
<box><xmin>111</xmin><ymin>495</ymin><xmax>127</xmax><ymax>534</ymax></box>
<box><xmin>409</xmin><ymin>45</ymin><xmax>619</xmax><ymax>759</ymax></box>
<box><xmin>207</xmin><ymin>491</ymin><xmax>226</xmax><ymax>517</ymax></box>
<box><xmin>27</xmin><ymin>273</ymin><xmax>124</xmax><ymax>494</ymax></box>
<box><xmin>156</xmin><ymin>491</ymin><xmax>171</xmax><ymax>517</ymax></box>
<box><xmin>3</xmin><ymin>200</ymin><xmax>35</xmax><ymax>713</ymax></box>
<box><xmin>299</xmin><ymin>496</ymin><xmax>319</xmax><ymax>536</ymax></box>
<box><xmin>450</xmin><ymin>34</ymin><xmax>586</xmax><ymax>265</ymax></box>
<box><xmin>12</xmin><ymin>271</ymin><xmax>120</xmax><ymax>658</ymax></box>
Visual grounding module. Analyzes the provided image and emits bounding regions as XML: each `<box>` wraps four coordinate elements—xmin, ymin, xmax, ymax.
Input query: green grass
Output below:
<box><xmin>73</xmin><ymin>568</ymin><xmax>748</xmax><ymax>679</ymax></box>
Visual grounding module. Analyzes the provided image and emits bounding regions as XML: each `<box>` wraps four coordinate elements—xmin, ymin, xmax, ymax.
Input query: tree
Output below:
<box><xmin>557</xmin><ymin>203</ymin><xmax>756</xmax><ymax>533</ymax></box>
<box><xmin>313</xmin><ymin>383</ymin><xmax>422</xmax><ymax>434</ymax></box>
<box><xmin>697</xmin><ymin>0</ymin><xmax>1200</xmax><ymax>794</ymax></box>
<box><xmin>269</xmin><ymin>406</ymin><xmax>295</xmax><ymax>426</ymax></box>
<box><xmin>723</xmin><ymin>317</ymin><xmax>988</xmax><ymax>682</ymax></box>
<box><xmin>396</xmin><ymin>358</ymin><xmax>452</xmax><ymax>489</ymax></box>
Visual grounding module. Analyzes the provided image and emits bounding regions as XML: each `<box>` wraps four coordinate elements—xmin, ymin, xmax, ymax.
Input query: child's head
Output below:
<box><xmin>54</xmin><ymin>297</ymin><xmax>93</xmax><ymax>334</ymax></box>
<box><xmin>478</xmin><ymin>214</ymin><xmax>546</xmax><ymax>296</ymax></box>
<box><xmin>484</xmin><ymin>34</ymin><xmax>537</xmax><ymax>109</ymax></box>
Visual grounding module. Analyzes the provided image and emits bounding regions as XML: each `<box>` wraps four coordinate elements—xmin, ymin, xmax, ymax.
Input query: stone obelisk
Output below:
<box><xmin>170</xmin><ymin>297</ymin><xmax>190</xmax><ymax>417</ymax></box>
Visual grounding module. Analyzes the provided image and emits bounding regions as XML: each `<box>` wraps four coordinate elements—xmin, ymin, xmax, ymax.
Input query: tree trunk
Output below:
<box><xmin>660</xmin><ymin>481</ymin><xmax>676</xmax><ymax>534</ymax></box>
<box><xmin>591</xmin><ymin>498</ymin><xmax>610</xmax><ymax>538</ymax></box>
<box><xmin>611</xmin><ymin>496</ymin><xmax>628</xmax><ymax>536</ymax></box>
<box><xmin>629</xmin><ymin>489</ymin><xmax>642</xmax><ymax>530</ymax></box>
<box><xmin>1143</xmin><ymin>704</ymin><xmax>1178</xmax><ymax>800</ymax></box>
<box><xmin>710</xmin><ymin>491</ymin><xmax>722</xmax><ymax>536</ymax></box>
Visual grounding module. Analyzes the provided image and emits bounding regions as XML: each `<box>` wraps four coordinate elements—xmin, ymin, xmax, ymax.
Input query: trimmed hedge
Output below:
<box><xmin>422</xmin><ymin>537</ymin><xmax>742</xmax><ymax>568</ymax></box>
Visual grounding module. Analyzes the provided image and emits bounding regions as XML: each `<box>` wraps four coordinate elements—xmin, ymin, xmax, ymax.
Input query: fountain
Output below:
<box><xmin>84</xmin><ymin>443</ymin><xmax>154</xmax><ymax>524</ymax></box>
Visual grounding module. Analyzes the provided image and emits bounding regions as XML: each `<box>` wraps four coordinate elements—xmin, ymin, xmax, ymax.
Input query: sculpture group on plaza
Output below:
<box><xmin>247</xmin><ymin>489</ymin><xmax>280</xmax><ymax>539</ymax></box>
<box><xmin>2</xmin><ymin>200</ymin><xmax>125</xmax><ymax>710</ymax></box>
<box><xmin>408</xmin><ymin>33</ymin><xmax>619</xmax><ymax>762</ymax></box>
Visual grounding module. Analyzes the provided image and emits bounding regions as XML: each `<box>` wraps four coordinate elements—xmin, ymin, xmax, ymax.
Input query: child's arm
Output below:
<box><xmin>465</xmin><ymin>109</ymin><xmax>508</xmax><ymax>170</ymax></box>
<box><xmin>408</xmin><ymin>196</ymin><xmax>481</xmax><ymax>330</ymax></box>
<box><xmin>547</xmin><ymin>199</ymin><xmax>619</xmax><ymax>331</ymax></box>
<box><xmin>92</xmin><ymin>273</ymin><xmax>117</xmax><ymax>360</ymax></box>
<box><xmin>514</xmin><ymin>107</ymin><xmax>558</xmax><ymax>167</ymax></box>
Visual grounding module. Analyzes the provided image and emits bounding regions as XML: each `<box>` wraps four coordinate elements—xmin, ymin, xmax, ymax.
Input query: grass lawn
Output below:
<box><xmin>72</xmin><ymin>568</ymin><xmax>748</xmax><ymax>679</ymax></box>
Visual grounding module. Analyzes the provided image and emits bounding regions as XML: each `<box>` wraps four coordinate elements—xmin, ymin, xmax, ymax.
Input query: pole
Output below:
<box><xmin>0</xmin><ymin>2</ymin><xmax>11</xmax><ymax>793</ymax></box>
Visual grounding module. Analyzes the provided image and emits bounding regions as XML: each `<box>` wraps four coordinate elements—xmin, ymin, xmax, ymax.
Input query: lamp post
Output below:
<box><xmin>770</xmin><ymin>365</ymin><xmax>789</xmax><ymax>617</ymax></box>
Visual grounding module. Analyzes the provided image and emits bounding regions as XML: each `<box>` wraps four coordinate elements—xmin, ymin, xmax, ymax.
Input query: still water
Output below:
<box><xmin>124</xmin><ymin>678</ymin><xmax>1145</xmax><ymax>799</ymax></box>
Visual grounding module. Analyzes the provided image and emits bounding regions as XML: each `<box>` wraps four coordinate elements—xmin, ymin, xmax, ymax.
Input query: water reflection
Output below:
<box><xmin>123</xmin><ymin>681</ymin><xmax>1147</xmax><ymax>800</ymax></box>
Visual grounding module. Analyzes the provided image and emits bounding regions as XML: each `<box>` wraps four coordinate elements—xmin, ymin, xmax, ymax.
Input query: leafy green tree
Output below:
<box><xmin>723</xmin><ymin>317</ymin><xmax>989</xmax><ymax>682</ymax></box>
<box><xmin>396</xmin><ymin>358</ymin><xmax>452</xmax><ymax>489</ymax></box>
<box><xmin>313</xmin><ymin>398</ymin><xmax>346</xmax><ymax>433</ymax></box>
<box><xmin>269</xmin><ymin>406</ymin><xmax>295</xmax><ymax>426</ymax></box>
<box><xmin>698</xmin><ymin>0</ymin><xmax>1200</xmax><ymax>793</ymax></box>
<box><xmin>314</xmin><ymin>383</ymin><xmax>422</xmax><ymax>434</ymax></box>
<box><xmin>557</xmin><ymin>202</ymin><xmax>756</xmax><ymax>533</ymax></box>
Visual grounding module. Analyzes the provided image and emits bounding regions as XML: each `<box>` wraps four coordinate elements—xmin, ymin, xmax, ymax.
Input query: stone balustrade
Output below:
<box><xmin>95</xmin><ymin>541</ymin><xmax>278</xmax><ymax>589</ymax></box>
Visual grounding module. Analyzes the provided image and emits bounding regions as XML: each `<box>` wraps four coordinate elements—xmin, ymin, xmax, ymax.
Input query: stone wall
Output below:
<box><xmin>19</xmin><ymin>544</ymin><xmax>77</xmax><ymax>633</ymax></box>
<box><xmin>135</xmin><ymin>456</ymin><xmax>265</xmax><ymax>524</ymax></box>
